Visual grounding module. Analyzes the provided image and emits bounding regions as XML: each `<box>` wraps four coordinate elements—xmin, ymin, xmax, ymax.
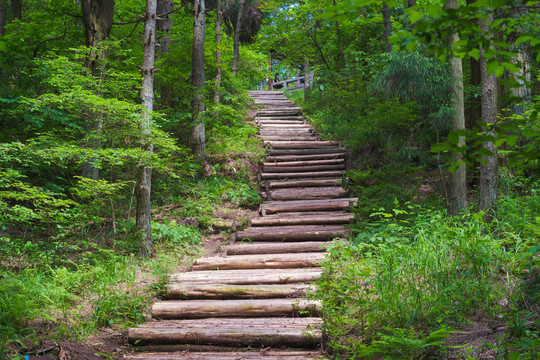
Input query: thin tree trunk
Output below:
<box><xmin>303</xmin><ymin>59</ymin><xmax>309</xmax><ymax>101</ymax></box>
<box><xmin>11</xmin><ymin>0</ymin><xmax>21</xmax><ymax>20</ymax></box>
<box><xmin>232</xmin><ymin>0</ymin><xmax>246</xmax><ymax>76</ymax></box>
<box><xmin>407</xmin><ymin>0</ymin><xmax>416</xmax><ymax>6</ymax></box>
<box><xmin>157</xmin><ymin>0</ymin><xmax>174</xmax><ymax>107</ymax></box>
<box><xmin>382</xmin><ymin>2</ymin><xmax>392</xmax><ymax>53</ymax></box>
<box><xmin>466</xmin><ymin>0</ymin><xmax>480</xmax><ymax>130</ymax></box>
<box><xmin>192</xmin><ymin>0</ymin><xmax>206</xmax><ymax>157</ymax></box>
<box><xmin>333</xmin><ymin>0</ymin><xmax>345</xmax><ymax>69</ymax></box>
<box><xmin>511</xmin><ymin>47</ymin><xmax>531</xmax><ymax>115</ymax></box>
<box><xmin>137</xmin><ymin>0</ymin><xmax>157</xmax><ymax>258</ymax></box>
<box><xmin>478</xmin><ymin>14</ymin><xmax>498</xmax><ymax>222</ymax></box>
<box><xmin>0</xmin><ymin>0</ymin><xmax>7</xmax><ymax>36</ymax></box>
<box><xmin>214</xmin><ymin>0</ymin><xmax>222</xmax><ymax>103</ymax></box>
<box><xmin>446</xmin><ymin>0</ymin><xmax>467</xmax><ymax>215</ymax></box>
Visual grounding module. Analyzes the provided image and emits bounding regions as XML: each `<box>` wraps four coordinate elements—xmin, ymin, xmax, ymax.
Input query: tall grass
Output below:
<box><xmin>314</xmin><ymin>192</ymin><xmax>539</xmax><ymax>359</ymax></box>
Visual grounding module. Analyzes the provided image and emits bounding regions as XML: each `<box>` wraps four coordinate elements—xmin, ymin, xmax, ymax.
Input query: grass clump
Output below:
<box><xmin>314</xmin><ymin>192</ymin><xmax>539</xmax><ymax>359</ymax></box>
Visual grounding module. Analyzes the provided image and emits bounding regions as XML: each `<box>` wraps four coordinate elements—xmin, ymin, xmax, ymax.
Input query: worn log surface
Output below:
<box><xmin>164</xmin><ymin>283</ymin><xmax>311</xmax><ymax>299</ymax></box>
<box><xmin>127</xmin><ymin>90</ymin><xmax>356</xmax><ymax>359</ymax></box>
<box><xmin>151</xmin><ymin>299</ymin><xmax>321</xmax><ymax>319</ymax></box>
<box><xmin>125</xmin><ymin>351</ymin><xmax>323</xmax><ymax>360</ymax></box>
<box><xmin>169</xmin><ymin>268</ymin><xmax>322</xmax><ymax>285</ymax></box>
<box><xmin>224</xmin><ymin>241</ymin><xmax>332</xmax><ymax>255</ymax></box>
<box><xmin>268</xmin><ymin>178</ymin><xmax>343</xmax><ymax>188</ymax></box>
<box><xmin>192</xmin><ymin>252</ymin><xmax>325</xmax><ymax>270</ymax></box>
<box><xmin>261</xmin><ymin>198</ymin><xmax>357</xmax><ymax>214</ymax></box>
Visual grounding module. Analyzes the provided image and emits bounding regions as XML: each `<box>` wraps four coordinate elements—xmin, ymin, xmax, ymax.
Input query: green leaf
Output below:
<box><xmin>495</xmin><ymin>65</ymin><xmax>504</xmax><ymax>78</ymax></box>
<box><xmin>448</xmin><ymin>132</ymin><xmax>459</xmax><ymax>145</ymax></box>
<box><xmin>494</xmin><ymin>138</ymin><xmax>506</xmax><ymax>147</ymax></box>
<box><xmin>476</xmin><ymin>147</ymin><xmax>494</xmax><ymax>156</ymax></box>
<box><xmin>506</xmin><ymin>134</ymin><xmax>519</xmax><ymax>146</ymax></box>
<box><xmin>486</xmin><ymin>58</ymin><xmax>499</xmax><ymax>74</ymax></box>
<box><xmin>409</xmin><ymin>11</ymin><xmax>423</xmax><ymax>24</ymax></box>
<box><xmin>515</xmin><ymin>35</ymin><xmax>533</xmax><ymax>45</ymax></box>
<box><xmin>468</xmin><ymin>48</ymin><xmax>480</xmax><ymax>61</ymax></box>
<box><xmin>502</xmin><ymin>62</ymin><xmax>520</xmax><ymax>73</ymax></box>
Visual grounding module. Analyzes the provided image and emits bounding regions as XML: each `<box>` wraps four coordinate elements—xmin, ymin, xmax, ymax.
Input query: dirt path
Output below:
<box><xmin>125</xmin><ymin>91</ymin><xmax>356</xmax><ymax>359</ymax></box>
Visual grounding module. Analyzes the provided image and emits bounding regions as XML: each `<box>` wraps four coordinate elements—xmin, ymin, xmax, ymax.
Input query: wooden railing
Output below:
<box><xmin>271</xmin><ymin>75</ymin><xmax>306</xmax><ymax>90</ymax></box>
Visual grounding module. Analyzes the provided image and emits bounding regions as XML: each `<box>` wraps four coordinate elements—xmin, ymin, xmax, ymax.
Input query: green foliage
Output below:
<box><xmin>315</xmin><ymin>191</ymin><xmax>539</xmax><ymax>358</ymax></box>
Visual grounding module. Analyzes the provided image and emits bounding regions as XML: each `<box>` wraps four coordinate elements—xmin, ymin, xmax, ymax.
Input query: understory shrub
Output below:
<box><xmin>315</xmin><ymin>192</ymin><xmax>539</xmax><ymax>359</ymax></box>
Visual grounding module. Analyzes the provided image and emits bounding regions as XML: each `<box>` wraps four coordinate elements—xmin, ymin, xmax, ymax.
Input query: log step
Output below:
<box><xmin>169</xmin><ymin>268</ymin><xmax>322</xmax><ymax>285</ymax></box>
<box><xmin>267</xmin><ymin>178</ymin><xmax>343</xmax><ymax>188</ymax></box>
<box><xmin>260</xmin><ymin>136</ymin><xmax>318</xmax><ymax>141</ymax></box>
<box><xmin>265</xmin><ymin>152</ymin><xmax>345</xmax><ymax>162</ymax></box>
<box><xmin>151</xmin><ymin>299</ymin><xmax>321</xmax><ymax>319</ymax></box>
<box><xmin>263</xmin><ymin>164</ymin><xmax>345</xmax><ymax>173</ymax></box>
<box><xmin>268</xmin><ymin>147</ymin><xmax>346</xmax><ymax>156</ymax></box>
<box><xmin>263</xmin><ymin>158</ymin><xmax>344</xmax><ymax>167</ymax></box>
<box><xmin>266</xmin><ymin>141</ymin><xmax>339</xmax><ymax>148</ymax></box>
<box><xmin>259</xmin><ymin>124</ymin><xmax>308</xmax><ymax>128</ymax></box>
<box><xmin>128</xmin><ymin>318</ymin><xmax>322</xmax><ymax>347</ymax></box>
<box><xmin>261</xmin><ymin>198</ymin><xmax>357</xmax><ymax>214</ymax></box>
<box><xmin>164</xmin><ymin>283</ymin><xmax>312</xmax><ymax>299</ymax></box>
<box><xmin>224</xmin><ymin>241</ymin><xmax>333</xmax><ymax>255</ymax></box>
<box><xmin>192</xmin><ymin>252</ymin><xmax>325</xmax><ymax>270</ymax></box>
<box><xmin>250</xmin><ymin>212</ymin><xmax>354</xmax><ymax>226</ymax></box>
<box><xmin>236</xmin><ymin>225</ymin><xmax>348</xmax><ymax>241</ymax></box>
<box><xmin>269</xmin><ymin>187</ymin><xmax>347</xmax><ymax>200</ymax></box>
<box><xmin>260</xmin><ymin>171</ymin><xmax>345</xmax><ymax>180</ymax></box>
<box><xmin>124</xmin><ymin>351</ymin><xmax>324</xmax><ymax>359</ymax></box>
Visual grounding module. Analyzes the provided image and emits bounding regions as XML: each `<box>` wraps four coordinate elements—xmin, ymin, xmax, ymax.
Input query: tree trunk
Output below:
<box><xmin>478</xmin><ymin>14</ymin><xmax>498</xmax><ymax>222</ymax></box>
<box><xmin>136</xmin><ymin>0</ymin><xmax>157</xmax><ymax>258</ymax></box>
<box><xmin>191</xmin><ymin>0</ymin><xmax>206</xmax><ymax>157</ymax></box>
<box><xmin>446</xmin><ymin>0</ymin><xmax>467</xmax><ymax>215</ymax></box>
<box><xmin>81</xmin><ymin>0</ymin><xmax>114</xmax><ymax>74</ymax></box>
<box><xmin>466</xmin><ymin>0</ymin><xmax>481</xmax><ymax>130</ymax></box>
<box><xmin>511</xmin><ymin>46</ymin><xmax>531</xmax><ymax>115</ymax></box>
<box><xmin>303</xmin><ymin>59</ymin><xmax>309</xmax><ymax>101</ymax></box>
<box><xmin>80</xmin><ymin>0</ymin><xmax>114</xmax><ymax>180</ymax></box>
<box><xmin>10</xmin><ymin>0</ymin><xmax>21</xmax><ymax>20</ymax></box>
<box><xmin>232</xmin><ymin>0</ymin><xmax>246</xmax><ymax>76</ymax></box>
<box><xmin>0</xmin><ymin>0</ymin><xmax>7</xmax><ymax>36</ymax></box>
<box><xmin>408</xmin><ymin>0</ymin><xmax>416</xmax><ymax>6</ymax></box>
<box><xmin>214</xmin><ymin>0</ymin><xmax>222</xmax><ymax>103</ymax></box>
<box><xmin>333</xmin><ymin>0</ymin><xmax>345</xmax><ymax>69</ymax></box>
<box><xmin>382</xmin><ymin>2</ymin><xmax>392</xmax><ymax>53</ymax></box>
<box><xmin>157</xmin><ymin>0</ymin><xmax>174</xmax><ymax>107</ymax></box>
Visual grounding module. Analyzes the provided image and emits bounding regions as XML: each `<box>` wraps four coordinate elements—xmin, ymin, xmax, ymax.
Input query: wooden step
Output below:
<box><xmin>267</xmin><ymin>178</ymin><xmax>343</xmax><ymax>188</ymax></box>
<box><xmin>259</xmin><ymin>123</ymin><xmax>308</xmax><ymax>128</ymax></box>
<box><xmin>260</xmin><ymin>136</ymin><xmax>317</xmax><ymax>141</ymax></box>
<box><xmin>151</xmin><ymin>299</ymin><xmax>321</xmax><ymax>319</ymax></box>
<box><xmin>236</xmin><ymin>225</ymin><xmax>348</xmax><ymax>241</ymax></box>
<box><xmin>263</xmin><ymin>164</ymin><xmax>345</xmax><ymax>173</ymax></box>
<box><xmin>164</xmin><ymin>283</ymin><xmax>312</xmax><ymax>299</ymax></box>
<box><xmin>263</xmin><ymin>158</ymin><xmax>344</xmax><ymax>167</ymax></box>
<box><xmin>250</xmin><ymin>212</ymin><xmax>354</xmax><ymax>226</ymax></box>
<box><xmin>224</xmin><ymin>241</ymin><xmax>333</xmax><ymax>255</ymax></box>
<box><xmin>268</xmin><ymin>147</ymin><xmax>346</xmax><ymax>156</ymax></box>
<box><xmin>124</xmin><ymin>350</ymin><xmax>324</xmax><ymax>359</ymax></box>
<box><xmin>261</xmin><ymin>198</ymin><xmax>357</xmax><ymax>214</ymax></box>
<box><xmin>266</xmin><ymin>141</ymin><xmax>339</xmax><ymax>148</ymax></box>
<box><xmin>169</xmin><ymin>268</ymin><xmax>322</xmax><ymax>285</ymax></box>
<box><xmin>128</xmin><ymin>318</ymin><xmax>322</xmax><ymax>347</ymax></box>
<box><xmin>260</xmin><ymin>170</ymin><xmax>345</xmax><ymax>180</ymax></box>
<box><xmin>193</xmin><ymin>252</ymin><xmax>325</xmax><ymax>270</ymax></box>
<box><xmin>269</xmin><ymin>187</ymin><xmax>348</xmax><ymax>200</ymax></box>
<box><xmin>265</xmin><ymin>152</ymin><xmax>345</xmax><ymax>162</ymax></box>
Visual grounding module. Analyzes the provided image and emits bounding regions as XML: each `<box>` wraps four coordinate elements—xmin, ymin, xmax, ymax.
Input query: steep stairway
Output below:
<box><xmin>126</xmin><ymin>90</ymin><xmax>356</xmax><ymax>359</ymax></box>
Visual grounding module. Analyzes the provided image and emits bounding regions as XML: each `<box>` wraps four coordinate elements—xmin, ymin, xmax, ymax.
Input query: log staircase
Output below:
<box><xmin>126</xmin><ymin>91</ymin><xmax>357</xmax><ymax>359</ymax></box>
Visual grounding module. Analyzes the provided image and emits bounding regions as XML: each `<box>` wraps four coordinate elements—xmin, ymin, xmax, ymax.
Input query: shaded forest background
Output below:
<box><xmin>0</xmin><ymin>0</ymin><xmax>539</xmax><ymax>358</ymax></box>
